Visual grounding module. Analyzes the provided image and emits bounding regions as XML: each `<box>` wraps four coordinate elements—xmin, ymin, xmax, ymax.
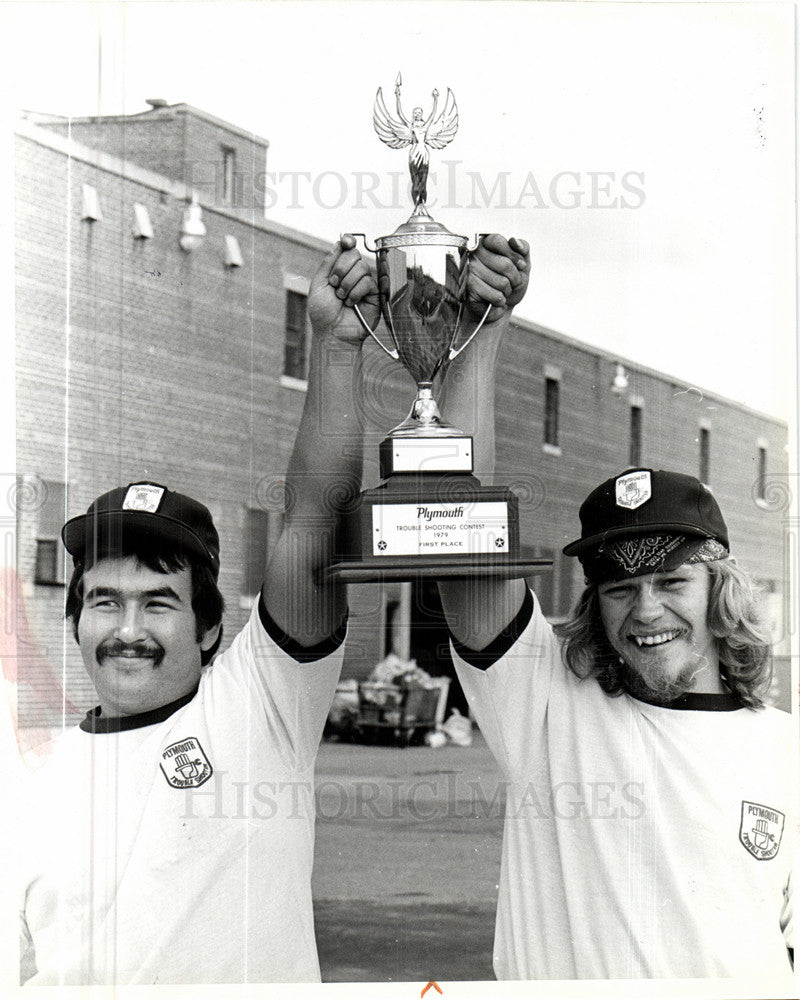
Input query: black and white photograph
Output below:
<box><xmin>2</xmin><ymin>1</ymin><xmax>796</xmax><ymax>997</ymax></box>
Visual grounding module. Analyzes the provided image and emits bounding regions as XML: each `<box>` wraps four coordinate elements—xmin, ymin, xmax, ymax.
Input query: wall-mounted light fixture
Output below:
<box><xmin>81</xmin><ymin>184</ymin><xmax>102</xmax><ymax>222</ymax></box>
<box><xmin>179</xmin><ymin>194</ymin><xmax>206</xmax><ymax>252</ymax></box>
<box><xmin>611</xmin><ymin>363</ymin><xmax>629</xmax><ymax>395</ymax></box>
<box><xmin>223</xmin><ymin>234</ymin><xmax>243</xmax><ymax>268</ymax></box>
<box><xmin>133</xmin><ymin>203</ymin><xmax>153</xmax><ymax>239</ymax></box>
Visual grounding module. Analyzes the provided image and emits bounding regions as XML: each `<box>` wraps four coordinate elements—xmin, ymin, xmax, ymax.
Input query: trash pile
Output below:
<box><xmin>326</xmin><ymin>653</ymin><xmax>471</xmax><ymax>747</ymax></box>
<box><xmin>362</xmin><ymin>653</ymin><xmax>438</xmax><ymax>699</ymax></box>
<box><xmin>325</xmin><ymin>678</ymin><xmax>359</xmax><ymax>737</ymax></box>
<box><xmin>439</xmin><ymin>707</ymin><xmax>472</xmax><ymax>747</ymax></box>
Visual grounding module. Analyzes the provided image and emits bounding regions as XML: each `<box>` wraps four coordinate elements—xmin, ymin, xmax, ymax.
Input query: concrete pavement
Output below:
<box><xmin>312</xmin><ymin>732</ymin><xmax>505</xmax><ymax>982</ymax></box>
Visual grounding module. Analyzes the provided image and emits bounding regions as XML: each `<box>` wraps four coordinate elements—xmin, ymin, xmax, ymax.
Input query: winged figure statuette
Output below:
<box><xmin>373</xmin><ymin>73</ymin><xmax>459</xmax><ymax>211</ymax></box>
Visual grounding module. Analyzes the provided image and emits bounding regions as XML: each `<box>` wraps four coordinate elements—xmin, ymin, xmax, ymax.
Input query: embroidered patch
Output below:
<box><xmin>160</xmin><ymin>738</ymin><xmax>213</xmax><ymax>789</ymax></box>
<box><xmin>615</xmin><ymin>471</ymin><xmax>651</xmax><ymax>509</ymax></box>
<box><xmin>603</xmin><ymin>534</ymin><xmax>685</xmax><ymax>575</ymax></box>
<box><xmin>739</xmin><ymin>801</ymin><xmax>784</xmax><ymax>860</ymax></box>
<box><xmin>123</xmin><ymin>483</ymin><xmax>165</xmax><ymax>513</ymax></box>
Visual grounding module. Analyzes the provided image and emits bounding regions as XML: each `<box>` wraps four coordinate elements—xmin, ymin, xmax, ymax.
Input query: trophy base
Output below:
<box><xmin>324</xmin><ymin>557</ymin><xmax>551</xmax><ymax>584</ymax></box>
<box><xmin>332</xmin><ymin>473</ymin><xmax>550</xmax><ymax>583</ymax></box>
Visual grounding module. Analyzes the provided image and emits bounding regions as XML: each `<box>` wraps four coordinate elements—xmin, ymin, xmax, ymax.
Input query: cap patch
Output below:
<box><xmin>615</xmin><ymin>471</ymin><xmax>651</xmax><ymax>510</ymax></box>
<box><xmin>123</xmin><ymin>484</ymin><xmax>165</xmax><ymax>513</ymax></box>
<box><xmin>602</xmin><ymin>533</ymin><xmax>685</xmax><ymax>576</ymax></box>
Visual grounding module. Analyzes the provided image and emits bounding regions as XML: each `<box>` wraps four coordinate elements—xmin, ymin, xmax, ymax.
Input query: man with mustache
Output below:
<box><xmin>18</xmin><ymin>233</ymin><xmax>524</xmax><ymax>985</ymax></box>
<box><xmin>18</xmin><ymin>235</ymin><xmax>381</xmax><ymax>985</ymax></box>
<box><xmin>436</xmin><ymin>294</ymin><xmax>794</xmax><ymax>976</ymax></box>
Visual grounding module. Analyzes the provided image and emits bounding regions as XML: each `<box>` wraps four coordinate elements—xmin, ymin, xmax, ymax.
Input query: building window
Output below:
<box><xmin>35</xmin><ymin>540</ymin><xmax>60</xmax><ymax>585</ymax></box>
<box><xmin>526</xmin><ymin>546</ymin><xmax>556</xmax><ymax>616</ymax></box>
<box><xmin>35</xmin><ymin>480</ymin><xmax>66</xmax><ymax>585</ymax></box>
<box><xmin>699</xmin><ymin>426</ymin><xmax>711</xmax><ymax>484</ymax></box>
<box><xmin>524</xmin><ymin>548</ymin><xmax>578</xmax><ymax>620</ymax></box>
<box><xmin>383</xmin><ymin>599</ymin><xmax>401</xmax><ymax>658</ymax></box>
<box><xmin>241</xmin><ymin>506</ymin><xmax>284</xmax><ymax>605</ymax></box>
<box><xmin>222</xmin><ymin>147</ymin><xmax>236</xmax><ymax>206</ymax></box>
<box><xmin>558</xmin><ymin>554</ymin><xmax>575</xmax><ymax>618</ymax></box>
<box><xmin>629</xmin><ymin>404</ymin><xmax>642</xmax><ymax>467</ymax></box>
<box><xmin>756</xmin><ymin>443</ymin><xmax>768</xmax><ymax>501</ymax></box>
<box><xmin>242</xmin><ymin>507</ymin><xmax>269</xmax><ymax>599</ymax></box>
<box><xmin>544</xmin><ymin>377</ymin><xmax>560</xmax><ymax>448</ymax></box>
<box><xmin>284</xmin><ymin>290</ymin><xmax>309</xmax><ymax>381</ymax></box>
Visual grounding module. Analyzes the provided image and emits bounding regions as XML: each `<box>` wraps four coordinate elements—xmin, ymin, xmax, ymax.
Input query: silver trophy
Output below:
<box><xmin>330</xmin><ymin>76</ymin><xmax>546</xmax><ymax>582</ymax></box>
<box><xmin>354</xmin><ymin>74</ymin><xmax>490</xmax><ymax>457</ymax></box>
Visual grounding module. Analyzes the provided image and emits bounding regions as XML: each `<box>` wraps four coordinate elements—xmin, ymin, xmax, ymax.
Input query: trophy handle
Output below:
<box><xmin>348</xmin><ymin>233</ymin><xmax>400</xmax><ymax>361</ymax></box>
<box><xmin>448</xmin><ymin>233</ymin><xmax>493</xmax><ymax>360</ymax></box>
<box><xmin>352</xmin><ymin>304</ymin><xmax>400</xmax><ymax>361</ymax></box>
<box><xmin>447</xmin><ymin>303</ymin><xmax>492</xmax><ymax>361</ymax></box>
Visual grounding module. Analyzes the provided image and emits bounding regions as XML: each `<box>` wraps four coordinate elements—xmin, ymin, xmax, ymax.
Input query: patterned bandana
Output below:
<box><xmin>583</xmin><ymin>533</ymin><xmax>728</xmax><ymax>583</ymax></box>
<box><xmin>603</xmin><ymin>534</ymin><xmax>685</xmax><ymax>575</ymax></box>
<box><xmin>683</xmin><ymin>538</ymin><xmax>729</xmax><ymax>565</ymax></box>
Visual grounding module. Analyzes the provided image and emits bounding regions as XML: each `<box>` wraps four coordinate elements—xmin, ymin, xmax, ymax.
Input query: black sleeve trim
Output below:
<box><xmin>258</xmin><ymin>592</ymin><xmax>347</xmax><ymax>663</ymax></box>
<box><xmin>449</xmin><ymin>587</ymin><xmax>534</xmax><ymax>671</ymax></box>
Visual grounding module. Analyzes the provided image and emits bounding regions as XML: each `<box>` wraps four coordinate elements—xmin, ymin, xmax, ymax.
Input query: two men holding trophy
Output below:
<box><xmin>20</xmin><ymin>76</ymin><xmax>791</xmax><ymax>984</ymax></box>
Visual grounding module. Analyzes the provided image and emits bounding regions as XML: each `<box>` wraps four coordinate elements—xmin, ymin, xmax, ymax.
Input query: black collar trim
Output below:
<box><xmin>626</xmin><ymin>689</ymin><xmax>742</xmax><ymax>711</ymax></box>
<box><xmin>79</xmin><ymin>685</ymin><xmax>200</xmax><ymax>733</ymax></box>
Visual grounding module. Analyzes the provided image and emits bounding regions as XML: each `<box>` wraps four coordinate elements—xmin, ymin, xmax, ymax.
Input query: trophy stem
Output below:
<box><xmin>388</xmin><ymin>382</ymin><xmax>465</xmax><ymax>438</ymax></box>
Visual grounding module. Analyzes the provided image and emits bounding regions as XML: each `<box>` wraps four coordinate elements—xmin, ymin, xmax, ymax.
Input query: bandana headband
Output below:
<box><xmin>582</xmin><ymin>533</ymin><xmax>728</xmax><ymax>584</ymax></box>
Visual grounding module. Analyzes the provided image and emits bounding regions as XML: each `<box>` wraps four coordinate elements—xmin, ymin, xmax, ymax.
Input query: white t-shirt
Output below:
<box><xmin>19</xmin><ymin>599</ymin><xmax>344</xmax><ymax>985</ymax></box>
<box><xmin>451</xmin><ymin>589</ymin><xmax>794</xmax><ymax>980</ymax></box>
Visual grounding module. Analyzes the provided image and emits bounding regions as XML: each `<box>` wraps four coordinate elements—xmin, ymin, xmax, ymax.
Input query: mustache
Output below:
<box><xmin>96</xmin><ymin>639</ymin><xmax>165</xmax><ymax>668</ymax></box>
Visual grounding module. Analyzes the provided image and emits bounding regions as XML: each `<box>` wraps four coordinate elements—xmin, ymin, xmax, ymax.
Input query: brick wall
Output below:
<box><xmin>33</xmin><ymin>104</ymin><xmax>268</xmax><ymax>210</ymax></box>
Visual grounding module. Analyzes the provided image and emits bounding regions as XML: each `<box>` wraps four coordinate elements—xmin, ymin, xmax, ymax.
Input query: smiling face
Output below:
<box><xmin>77</xmin><ymin>556</ymin><xmax>219</xmax><ymax>717</ymax></box>
<box><xmin>597</xmin><ymin>563</ymin><xmax>722</xmax><ymax>701</ymax></box>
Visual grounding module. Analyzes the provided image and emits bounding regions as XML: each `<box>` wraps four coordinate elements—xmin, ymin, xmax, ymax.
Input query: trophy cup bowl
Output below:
<box><xmin>357</xmin><ymin>221</ymin><xmax>490</xmax><ymax>440</ymax></box>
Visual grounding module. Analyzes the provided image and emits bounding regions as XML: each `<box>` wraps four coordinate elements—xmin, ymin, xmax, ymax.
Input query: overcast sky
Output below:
<box><xmin>4</xmin><ymin>0</ymin><xmax>797</xmax><ymax>424</ymax></box>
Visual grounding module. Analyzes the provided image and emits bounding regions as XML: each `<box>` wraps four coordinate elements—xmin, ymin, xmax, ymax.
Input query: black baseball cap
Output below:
<box><xmin>563</xmin><ymin>469</ymin><xmax>729</xmax><ymax>582</ymax></box>
<box><xmin>62</xmin><ymin>482</ymin><xmax>220</xmax><ymax>577</ymax></box>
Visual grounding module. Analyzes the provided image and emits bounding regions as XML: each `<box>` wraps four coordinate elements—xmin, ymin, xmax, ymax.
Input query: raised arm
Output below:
<box><xmin>264</xmin><ymin>235</ymin><xmax>378</xmax><ymax>645</ymax></box>
<box><xmin>438</xmin><ymin>234</ymin><xmax>531</xmax><ymax>650</ymax></box>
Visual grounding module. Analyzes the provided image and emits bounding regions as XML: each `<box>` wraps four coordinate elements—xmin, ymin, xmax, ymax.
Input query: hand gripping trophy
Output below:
<box><xmin>332</xmin><ymin>75</ymin><xmax>544</xmax><ymax>582</ymax></box>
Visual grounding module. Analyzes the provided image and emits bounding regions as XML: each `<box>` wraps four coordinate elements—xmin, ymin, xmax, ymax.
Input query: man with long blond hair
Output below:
<box><xmin>556</xmin><ymin>472</ymin><xmax>775</xmax><ymax>710</ymax></box>
<box><xmin>436</xmin><ymin>260</ymin><xmax>793</xmax><ymax>979</ymax></box>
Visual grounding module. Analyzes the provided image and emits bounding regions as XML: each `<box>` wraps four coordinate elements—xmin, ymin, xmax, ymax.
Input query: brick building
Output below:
<box><xmin>13</xmin><ymin>102</ymin><xmax>791</xmax><ymax>737</ymax></box>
